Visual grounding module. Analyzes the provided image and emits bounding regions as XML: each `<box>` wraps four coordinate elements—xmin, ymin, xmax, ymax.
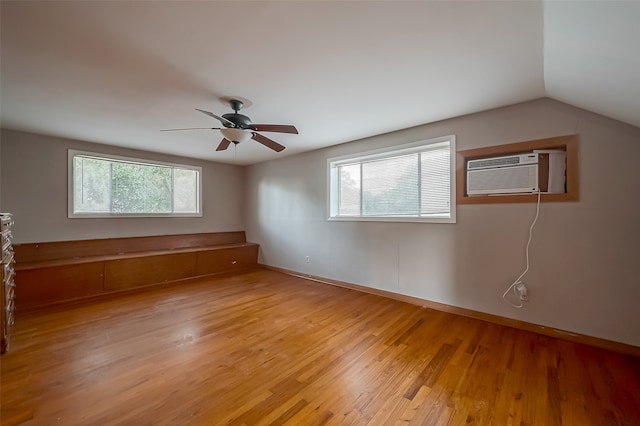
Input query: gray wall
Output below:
<box><xmin>245</xmin><ymin>98</ymin><xmax>640</xmax><ymax>346</ymax></box>
<box><xmin>0</xmin><ymin>129</ymin><xmax>245</xmax><ymax>243</ymax></box>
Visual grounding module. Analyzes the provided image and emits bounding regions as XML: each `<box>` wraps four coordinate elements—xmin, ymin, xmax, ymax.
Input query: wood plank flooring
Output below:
<box><xmin>1</xmin><ymin>269</ymin><xmax>639</xmax><ymax>425</ymax></box>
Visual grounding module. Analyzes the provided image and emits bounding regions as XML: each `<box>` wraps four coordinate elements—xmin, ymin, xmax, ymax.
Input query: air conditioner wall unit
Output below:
<box><xmin>466</xmin><ymin>150</ymin><xmax>566</xmax><ymax>196</ymax></box>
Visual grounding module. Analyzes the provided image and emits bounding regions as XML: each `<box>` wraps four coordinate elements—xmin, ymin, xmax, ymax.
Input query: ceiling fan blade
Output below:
<box><xmin>160</xmin><ymin>127</ymin><xmax>220</xmax><ymax>132</ymax></box>
<box><xmin>216</xmin><ymin>138</ymin><xmax>232</xmax><ymax>151</ymax></box>
<box><xmin>252</xmin><ymin>132</ymin><xmax>286</xmax><ymax>152</ymax></box>
<box><xmin>195</xmin><ymin>108</ymin><xmax>235</xmax><ymax>127</ymax></box>
<box><xmin>249</xmin><ymin>124</ymin><xmax>298</xmax><ymax>134</ymax></box>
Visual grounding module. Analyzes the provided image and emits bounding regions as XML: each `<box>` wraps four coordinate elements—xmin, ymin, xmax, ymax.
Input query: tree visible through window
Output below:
<box><xmin>69</xmin><ymin>151</ymin><xmax>201</xmax><ymax>217</ymax></box>
<box><xmin>328</xmin><ymin>136</ymin><xmax>455</xmax><ymax>223</ymax></box>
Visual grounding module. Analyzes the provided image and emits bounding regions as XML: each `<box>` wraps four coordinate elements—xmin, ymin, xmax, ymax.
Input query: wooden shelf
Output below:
<box><xmin>456</xmin><ymin>135</ymin><xmax>579</xmax><ymax>204</ymax></box>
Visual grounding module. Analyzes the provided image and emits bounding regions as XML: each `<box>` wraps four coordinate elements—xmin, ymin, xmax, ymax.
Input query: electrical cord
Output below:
<box><xmin>502</xmin><ymin>190</ymin><xmax>542</xmax><ymax>308</ymax></box>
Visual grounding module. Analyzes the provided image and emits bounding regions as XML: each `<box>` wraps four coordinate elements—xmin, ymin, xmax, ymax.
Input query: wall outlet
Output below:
<box><xmin>516</xmin><ymin>282</ymin><xmax>528</xmax><ymax>301</ymax></box>
<box><xmin>305</xmin><ymin>256</ymin><xmax>310</xmax><ymax>263</ymax></box>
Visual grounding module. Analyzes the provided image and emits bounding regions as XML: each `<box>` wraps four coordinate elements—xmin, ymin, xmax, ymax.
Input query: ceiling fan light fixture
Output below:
<box><xmin>220</xmin><ymin>128</ymin><xmax>252</xmax><ymax>144</ymax></box>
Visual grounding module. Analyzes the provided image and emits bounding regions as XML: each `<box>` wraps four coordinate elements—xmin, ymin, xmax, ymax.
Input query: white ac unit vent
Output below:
<box><xmin>467</xmin><ymin>155</ymin><xmax>527</xmax><ymax>170</ymax></box>
<box><xmin>466</xmin><ymin>151</ymin><xmax>565</xmax><ymax>196</ymax></box>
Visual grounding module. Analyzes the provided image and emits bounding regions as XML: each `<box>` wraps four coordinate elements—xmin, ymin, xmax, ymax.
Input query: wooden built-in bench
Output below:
<box><xmin>13</xmin><ymin>232</ymin><xmax>259</xmax><ymax>310</ymax></box>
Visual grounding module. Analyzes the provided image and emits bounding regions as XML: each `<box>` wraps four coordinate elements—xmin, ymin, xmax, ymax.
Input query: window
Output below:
<box><xmin>69</xmin><ymin>150</ymin><xmax>202</xmax><ymax>217</ymax></box>
<box><xmin>328</xmin><ymin>136</ymin><xmax>456</xmax><ymax>223</ymax></box>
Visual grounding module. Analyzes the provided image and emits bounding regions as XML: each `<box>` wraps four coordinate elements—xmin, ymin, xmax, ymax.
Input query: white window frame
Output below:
<box><xmin>68</xmin><ymin>150</ymin><xmax>203</xmax><ymax>218</ymax></box>
<box><xmin>327</xmin><ymin>135</ymin><xmax>456</xmax><ymax>223</ymax></box>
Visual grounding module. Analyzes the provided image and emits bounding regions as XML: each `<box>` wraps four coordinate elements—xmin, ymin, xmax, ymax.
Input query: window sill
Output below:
<box><xmin>327</xmin><ymin>216</ymin><xmax>455</xmax><ymax>224</ymax></box>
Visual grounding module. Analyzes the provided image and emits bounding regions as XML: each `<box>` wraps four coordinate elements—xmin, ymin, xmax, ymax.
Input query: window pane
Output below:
<box><xmin>111</xmin><ymin>162</ymin><xmax>172</xmax><ymax>213</ymax></box>
<box><xmin>421</xmin><ymin>147</ymin><xmax>450</xmax><ymax>216</ymax></box>
<box><xmin>74</xmin><ymin>156</ymin><xmax>110</xmax><ymax>213</ymax></box>
<box><xmin>338</xmin><ymin>164</ymin><xmax>361</xmax><ymax>216</ymax></box>
<box><xmin>174</xmin><ymin>168</ymin><xmax>198</xmax><ymax>213</ymax></box>
<box><xmin>328</xmin><ymin>136</ymin><xmax>455</xmax><ymax>222</ymax></box>
<box><xmin>362</xmin><ymin>154</ymin><xmax>419</xmax><ymax>216</ymax></box>
<box><xmin>70</xmin><ymin>151</ymin><xmax>202</xmax><ymax>217</ymax></box>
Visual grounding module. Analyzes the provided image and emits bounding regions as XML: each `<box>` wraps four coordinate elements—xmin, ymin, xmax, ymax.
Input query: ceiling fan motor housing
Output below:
<box><xmin>222</xmin><ymin>113</ymin><xmax>252</xmax><ymax>129</ymax></box>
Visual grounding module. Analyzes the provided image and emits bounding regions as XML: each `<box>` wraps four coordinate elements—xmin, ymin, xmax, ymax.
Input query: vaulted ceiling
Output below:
<box><xmin>1</xmin><ymin>1</ymin><xmax>638</xmax><ymax>165</ymax></box>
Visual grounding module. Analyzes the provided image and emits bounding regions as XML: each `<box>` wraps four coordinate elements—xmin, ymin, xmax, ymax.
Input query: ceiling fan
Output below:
<box><xmin>162</xmin><ymin>99</ymin><xmax>298</xmax><ymax>152</ymax></box>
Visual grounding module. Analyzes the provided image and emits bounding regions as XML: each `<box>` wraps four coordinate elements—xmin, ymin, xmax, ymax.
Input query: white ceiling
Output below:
<box><xmin>1</xmin><ymin>1</ymin><xmax>638</xmax><ymax>166</ymax></box>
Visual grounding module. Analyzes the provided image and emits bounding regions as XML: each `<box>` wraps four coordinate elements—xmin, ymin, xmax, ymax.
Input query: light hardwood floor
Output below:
<box><xmin>1</xmin><ymin>269</ymin><xmax>639</xmax><ymax>425</ymax></box>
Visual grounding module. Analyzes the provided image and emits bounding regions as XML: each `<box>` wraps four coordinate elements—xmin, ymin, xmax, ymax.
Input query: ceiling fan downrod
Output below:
<box><xmin>229</xmin><ymin>99</ymin><xmax>244</xmax><ymax>113</ymax></box>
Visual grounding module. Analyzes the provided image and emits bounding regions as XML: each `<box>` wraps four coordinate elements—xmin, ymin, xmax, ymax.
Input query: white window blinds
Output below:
<box><xmin>329</xmin><ymin>136</ymin><xmax>455</xmax><ymax>223</ymax></box>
